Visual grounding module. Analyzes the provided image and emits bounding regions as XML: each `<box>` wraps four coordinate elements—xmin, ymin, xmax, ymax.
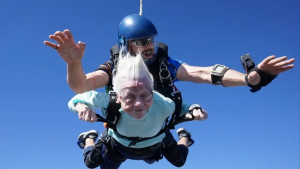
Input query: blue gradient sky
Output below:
<box><xmin>0</xmin><ymin>0</ymin><xmax>299</xmax><ymax>169</ymax></box>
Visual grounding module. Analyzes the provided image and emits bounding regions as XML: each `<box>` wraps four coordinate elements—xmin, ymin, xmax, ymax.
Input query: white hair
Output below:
<box><xmin>112</xmin><ymin>48</ymin><xmax>154</xmax><ymax>94</ymax></box>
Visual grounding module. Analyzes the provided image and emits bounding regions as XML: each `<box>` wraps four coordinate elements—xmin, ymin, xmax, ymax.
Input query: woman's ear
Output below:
<box><xmin>116</xmin><ymin>95</ymin><xmax>121</xmax><ymax>103</ymax></box>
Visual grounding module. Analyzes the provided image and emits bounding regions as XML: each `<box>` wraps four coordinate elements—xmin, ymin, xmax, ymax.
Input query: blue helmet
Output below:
<box><xmin>118</xmin><ymin>14</ymin><xmax>158</xmax><ymax>65</ymax></box>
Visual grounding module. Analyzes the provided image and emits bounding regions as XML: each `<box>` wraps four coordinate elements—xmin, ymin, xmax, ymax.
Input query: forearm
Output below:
<box><xmin>67</xmin><ymin>61</ymin><xmax>88</xmax><ymax>93</ymax></box>
<box><xmin>203</xmin><ymin>67</ymin><xmax>247</xmax><ymax>86</ymax></box>
<box><xmin>70</xmin><ymin>102</ymin><xmax>86</xmax><ymax>113</ymax></box>
<box><xmin>67</xmin><ymin>61</ymin><xmax>109</xmax><ymax>94</ymax></box>
<box><xmin>177</xmin><ymin>64</ymin><xmax>247</xmax><ymax>87</ymax></box>
<box><xmin>68</xmin><ymin>91</ymin><xmax>108</xmax><ymax>112</ymax></box>
<box><xmin>222</xmin><ymin>69</ymin><xmax>247</xmax><ymax>87</ymax></box>
<box><xmin>68</xmin><ymin>93</ymin><xmax>90</xmax><ymax>112</ymax></box>
<box><xmin>68</xmin><ymin>97</ymin><xmax>84</xmax><ymax>113</ymax></box>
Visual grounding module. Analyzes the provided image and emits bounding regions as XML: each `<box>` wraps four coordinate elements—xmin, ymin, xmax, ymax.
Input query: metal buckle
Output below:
<box><xmin>171</xmin><ymin>90</ymin><xmax>181</xmax><ymax>97</ymax></box>
<box><xmin>109</xmin><ymin>90</ymin><xmax>117</xmax><ymax>100</ymax></box>
<box><xmin>159</xmin><ymin>63</ymin><xmax>171</xmax><ymax>80</ymax></box>
<box><xmin>159</xmin><ymin>62</ymin><xmax>172</xmax><ymax>87</ymax></box>
<box><xmin>109</xmin><ymin>91</ymin><xmax>116</xmax><ymax>95</ymax></box>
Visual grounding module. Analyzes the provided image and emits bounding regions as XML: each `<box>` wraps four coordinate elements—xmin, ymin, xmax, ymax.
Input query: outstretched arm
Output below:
<box><xmin>176</xmin><ymin>55</ymin><xmax>295</xmax><ymax>87</ymax></box>
<box><xmin>44</xmin><ymin>29</ymin><xmax>110</xmax><ymax>94</ymax></box>
<box><xmin>176</xmin><ymin>64</ymin><xmax>246</xmax><ymax>86</ymax></box>
<box><xmin>67</xmin><ymin>62</ymin><xmax>109</xmax><ymax>94</ymax></box>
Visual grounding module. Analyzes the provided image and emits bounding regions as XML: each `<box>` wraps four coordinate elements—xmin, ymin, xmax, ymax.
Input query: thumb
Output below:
<box><xmin>185</xmin><ymin>113</ymin><xmax>193</xmax><ymax>119</ymax></box>
<box><xmin>247</xmin><ymin>71</ymin><xmax>260</xmax><ymax>85</ymax></box>
<box><xmin>78</xmin><ymin>41</ymin><xmax>86</xmax><ymax>50</ymax></box>
<box><xmin>90</xmin><ymin>110</ymin><xmax>97</xmax><ymax>123</ymax></box>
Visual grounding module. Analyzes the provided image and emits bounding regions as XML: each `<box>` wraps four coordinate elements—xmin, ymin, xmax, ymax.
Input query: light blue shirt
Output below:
<box><xmin>68</xmin><ymin>91</ymin><xmax>190</xmax><ymax>148</ymax></box>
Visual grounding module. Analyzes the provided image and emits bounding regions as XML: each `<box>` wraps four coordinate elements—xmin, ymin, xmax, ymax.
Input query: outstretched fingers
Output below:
<box><xmin>44</xmin><ymin>41</ymin><xmax>58</xmax><ymax>50</ymax></box>
<box><xmin>267</xmin><ymin>56</ymin><xmax>288</xmax><ymax>66</ymax></box>
<box><xmin>258</xmin><ymin>55</ymin><xmax>276</xmax><ymax>68</ymax></box>
<box><xmin>54</xmin><ymin>31</ymin><xmax>68</xmax><ymax>42</ymax></box>
<box><xmin>64</xmin><ymin>29</ymin><xmax>74</xmax><ymax>41</ymax></box>
<box><xmin>44</xmin><ymin>30</ymin><xmax>74</xmax><ymax>50</ymax></box>
<box><xmin>49</xmin><ymin>34</ymin><xmax>64</xmax><ymax>44</ymax></box>
<box><xmin>276</xmin><ymin>64</ymin><xmax>295</xmax><ymax>74</ymax></box>
<box><xmin>273</xmin><ymin>58</ymin><xmax>295</xmax><ymax>68</ymax></box>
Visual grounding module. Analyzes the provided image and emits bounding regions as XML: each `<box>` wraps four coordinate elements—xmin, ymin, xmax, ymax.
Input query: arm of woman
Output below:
<box><xmin>68</xmin><ymin>90</ymin><xmax>109</xmax><ymax>117</ymax></box>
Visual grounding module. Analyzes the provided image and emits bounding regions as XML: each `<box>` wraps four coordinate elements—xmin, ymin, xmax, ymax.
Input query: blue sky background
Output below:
<box><xmin>0</xmin><ymin>0</ymin><xmax>299</xmax><ymax>169</ymax></box>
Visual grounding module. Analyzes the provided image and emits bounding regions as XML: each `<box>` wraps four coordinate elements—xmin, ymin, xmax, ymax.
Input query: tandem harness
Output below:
<box><xmin>95</xmin><ymin>42</ymin><xmax>193</xmax><ymax>148</ymax></box>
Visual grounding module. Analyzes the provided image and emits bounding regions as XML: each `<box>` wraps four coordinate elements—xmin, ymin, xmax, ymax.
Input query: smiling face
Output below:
<box><xmin>128</xmin><ymin>38</ymin><xmax>155</xmax><ymax>62</ymax></box>
<box><xmin>117</xmin><ymin>79</ymin><xmax>153</xmax><ymax>119</ymax></box>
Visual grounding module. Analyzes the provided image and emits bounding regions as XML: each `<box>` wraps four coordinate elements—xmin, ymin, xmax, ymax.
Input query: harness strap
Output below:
<box><xmin>157</xmin><ymin>57</ymin><xmax>183</xmax><ymax>130</ymax></box>
<box><xmin>167</xmin><ymin>91</ymin><xmax>182</xmax><ymax>129</ymax></box>
<box><xmin>97</xmin><ymin>91</ymin><xmax>121</xmax><ymax>130</ymax></box>
<box><xmin>159</xmin><ymin>58</ymin><xmax>172</xmax><ymax>87</ymax></box>
<box><xmin>125</xmin><ymin>129</ymin><xmax>167</xmax><ymax>147</ymax></box>
<box><xmin>99</xmin><ymin>132</ymin><xmax>164</xmax><ymax>161</ymax></box>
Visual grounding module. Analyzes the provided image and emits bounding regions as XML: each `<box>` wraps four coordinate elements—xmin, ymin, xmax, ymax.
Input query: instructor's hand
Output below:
<box><xmin>44</xmin><ymin>29</ymin><xmax>86</xmax><ymax>64</ymax></box>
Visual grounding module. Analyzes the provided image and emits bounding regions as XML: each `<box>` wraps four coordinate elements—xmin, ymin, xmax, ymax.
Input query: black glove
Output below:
<box><xmin>245</xmin><ymin>67</ymin><xmax>278</xmax><ymax>93</ymax></box>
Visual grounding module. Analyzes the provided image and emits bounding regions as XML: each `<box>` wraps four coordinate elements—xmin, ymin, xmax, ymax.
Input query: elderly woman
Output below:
<box><xmin>68</xmin><ymin>53</ymin><xmax>208</xmax><ymax>169</ymax></box>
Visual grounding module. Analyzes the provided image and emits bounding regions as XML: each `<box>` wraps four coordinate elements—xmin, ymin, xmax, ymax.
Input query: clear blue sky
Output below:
<box><xmin>0</xmin><ymin>0</ymin><xmax>299</xmax><ymax>169</ymax></box>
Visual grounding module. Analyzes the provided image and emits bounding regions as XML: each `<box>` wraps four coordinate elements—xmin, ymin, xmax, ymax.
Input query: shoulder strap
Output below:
<box><xmin>153</xmin><ymin>43</ymin><xmax>183</xmax><ymax>129</ymax></box>
<box><xmin>147</xmin><ymin>42</ymin><xmax>169</xmax><ymax>89</ymax></box>
<box><xmin>166</xmin><ymin>90</ymin><xmax>182</xmax><ymax>129</ymax></box>
<box><xmin>110</xmin><ymin>44</ymin><xmax>120</xmax><ymax>66</ymax></box>
<box><xmin>101</xmin><ymin>91</ymin><xmax>121</xmax><ymax>130</ymax></box>
<box><xmin>157</xmin><ymin>42</ymin><xmax>168</xmax><ymax>56</ymax></box>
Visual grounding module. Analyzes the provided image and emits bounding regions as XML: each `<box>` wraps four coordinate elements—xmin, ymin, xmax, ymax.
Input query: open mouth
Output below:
<box><xmin>142</xmin><ymin>49</ymin><xmax>153</xmax><ymax>59</ymax></box>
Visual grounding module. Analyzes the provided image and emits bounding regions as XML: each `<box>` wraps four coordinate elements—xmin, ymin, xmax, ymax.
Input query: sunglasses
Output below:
<box><xmin>130</xmin><ymin>38</ymin><xmax>154</xmax><ymax>47</ymax></box>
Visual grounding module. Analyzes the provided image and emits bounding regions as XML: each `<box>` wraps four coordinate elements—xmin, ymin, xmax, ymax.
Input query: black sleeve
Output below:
<box><xmin>95</xmin><ymin>59</ymin><xmax>114</xmax><ymax>87</ymax></box>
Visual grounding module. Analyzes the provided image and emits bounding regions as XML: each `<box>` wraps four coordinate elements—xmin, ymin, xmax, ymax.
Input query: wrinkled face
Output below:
<box><xmin>117</xmin><ymin>79</ymin><xmax>153</xmax><ymax>119</ymax></box>
<box><xmin>128</xmin><ymin>38</ymin><xmax>155</xmax><ymax>61</ymax></box>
